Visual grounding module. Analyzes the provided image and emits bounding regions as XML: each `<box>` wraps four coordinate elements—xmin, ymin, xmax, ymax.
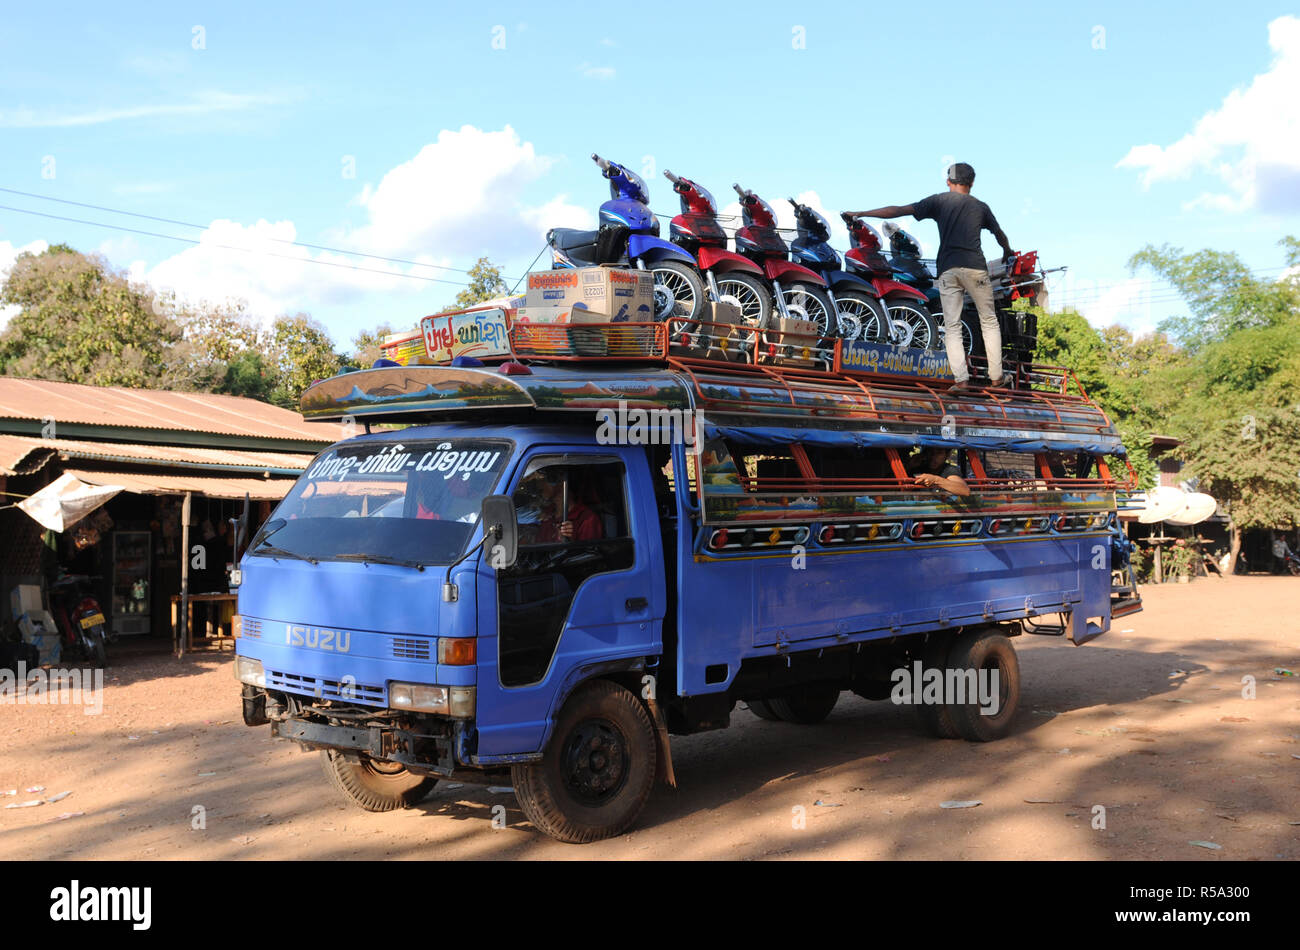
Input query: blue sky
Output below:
<box><xmin>1</xmin><ymin>1</ymin><xmax>1297</xmax><ymax>346</ymax></box>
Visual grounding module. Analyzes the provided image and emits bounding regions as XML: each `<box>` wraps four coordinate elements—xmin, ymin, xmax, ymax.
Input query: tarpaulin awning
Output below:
<box><xmin>16</xmin><ymin>472</ymin><xmax>124</xmax><ymax>532</ymax></box>
<box><xmin>65</xmin><ymin>469</ymin><xmax>298</xmax><ymax>501</ymax></box>
<box><xmin>704</xmin><ymin>425</ymin><xmax>1127</xmax><ymax>456</ymax></box>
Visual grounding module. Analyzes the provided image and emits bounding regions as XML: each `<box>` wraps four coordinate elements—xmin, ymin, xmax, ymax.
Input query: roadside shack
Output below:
<box><xmin>0</xmin><ymin>378</ymin><xmax>342</xmax><ymax>658</ymax></box>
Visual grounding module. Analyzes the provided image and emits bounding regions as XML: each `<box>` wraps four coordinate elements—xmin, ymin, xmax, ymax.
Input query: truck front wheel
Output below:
<box><xmin>511</xmin><ymin>680</ymin><xmax>657</xmax><ymax>844</ymax></box>
<box><xmin>319</xmin><ymin>750</ymin><xmax>438</xmax><ymax>812</ymax></box>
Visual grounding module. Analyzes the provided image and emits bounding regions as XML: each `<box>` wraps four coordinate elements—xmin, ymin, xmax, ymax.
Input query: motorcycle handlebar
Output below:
<box><xmin>732</xmin><ymin>183</ymin><xmax>746</xmax><ymax>197</ymax></box>
<box><xmin>591</xmin><ymin>153</ymin><xmax>611</xmax><ymax>172</ymax></box>
<box><xmin>663</xmin><ymin>169</ymin><xmax>679</xmax><ymax>184</ymax></box>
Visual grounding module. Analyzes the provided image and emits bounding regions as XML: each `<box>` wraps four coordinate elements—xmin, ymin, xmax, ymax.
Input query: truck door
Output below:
<box><xmin>473</xmin><ymin>449</ymin><xmax>663</xmax><ymax>759</ymax></box>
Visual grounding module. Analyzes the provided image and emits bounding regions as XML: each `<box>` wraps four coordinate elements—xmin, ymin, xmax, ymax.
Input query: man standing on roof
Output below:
<box><xmin>848</xmin><ymin>162</ymin><xmax>1015</xmax><ymax>393</ymax></box>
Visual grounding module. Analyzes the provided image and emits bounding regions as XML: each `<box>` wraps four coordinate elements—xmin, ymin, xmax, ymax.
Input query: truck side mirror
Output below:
<box><xmin>481</xmin><ymin>495</ymin><xmax>517</xmax><ymax>570</ymax></box>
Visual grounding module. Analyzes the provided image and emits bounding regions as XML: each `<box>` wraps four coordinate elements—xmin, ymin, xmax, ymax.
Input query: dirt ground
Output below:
<box><xmin>1</xmin><ymin>576</ymin><xmax>1297</xmax><ymax>861</ymax></box>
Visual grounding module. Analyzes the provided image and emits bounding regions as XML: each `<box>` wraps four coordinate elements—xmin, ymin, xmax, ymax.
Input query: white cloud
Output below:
<box><xmin>1117</xmin><ymin>15</ymin><xmax>1300</xmax><ymax>214</ymax></box>
<box><xmin>0</xmin><ymin>91</ymin><xmax>289</xmax><ymax>128</ymax></box>
<box><xmin>142</xmin><ymin>126</ymin><xmax>590</xmax><ymax>325</ymax></box>
<box><xmin>0</xmin><ymin>239</ymin><xmax>50</xmax><ymax>330</ymax></box>
<box><xmin>579</xmin><ymin>63</ymin><xmax>616</xmax><ymax>80</ymax></box>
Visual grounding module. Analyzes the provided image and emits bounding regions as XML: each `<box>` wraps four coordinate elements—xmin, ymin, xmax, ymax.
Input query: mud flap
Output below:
<box><xmin>644</xmin><ymin>694</ymin><xmax>677</xmax><ymax>789</ymax></box>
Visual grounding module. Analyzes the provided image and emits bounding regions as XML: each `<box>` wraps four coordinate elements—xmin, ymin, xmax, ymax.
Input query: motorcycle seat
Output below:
<box><xmin>549</xmin><ymin>228</ymin><xmax>600</xmax><ymax>251</ymax></box>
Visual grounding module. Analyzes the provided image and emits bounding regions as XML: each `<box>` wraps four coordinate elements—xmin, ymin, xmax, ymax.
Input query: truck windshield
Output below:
<box><xmin>250</xmin><ymin>439</ymin><xmax>511</xmax><ymax>567</ymax></box>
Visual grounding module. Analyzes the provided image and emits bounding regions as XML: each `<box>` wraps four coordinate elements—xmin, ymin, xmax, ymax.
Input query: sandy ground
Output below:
<box><xmin>1</xmin><ymin>576</ymin><xmax>1297</xmax><ymax>861</ymax></box>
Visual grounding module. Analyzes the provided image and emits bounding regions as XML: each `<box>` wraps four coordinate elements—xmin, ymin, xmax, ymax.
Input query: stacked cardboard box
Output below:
<box><xmin>514</xmin><ymin>266</ymin><xmax>658</xmax><ymax>357</ymax></box>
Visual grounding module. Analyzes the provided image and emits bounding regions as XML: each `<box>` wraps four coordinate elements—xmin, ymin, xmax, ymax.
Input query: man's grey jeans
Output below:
<box><xmin>937</xmin><ymin>266</ymin><xmax>1001</xmax><ymax>383</ymax></box>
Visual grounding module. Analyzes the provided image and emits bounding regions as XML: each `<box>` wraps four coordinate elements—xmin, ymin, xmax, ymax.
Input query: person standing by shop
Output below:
<box><xmin>849</xmin><ymin>162</ymin><xmax>1015</xmax><ymax>392</ymax></box>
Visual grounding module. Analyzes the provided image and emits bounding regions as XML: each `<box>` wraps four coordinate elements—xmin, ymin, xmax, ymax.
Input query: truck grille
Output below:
<box><xmin>391</xmin><ymin>637</ymin><xmax>431</xmax><ymax>660</ymax></box>
<box><xmin>241</xmin><ymin>617</ymin><xmax>262</xmax><ymax>640</ymax></box>
<box><xmin>266</xmin><ymin>669</ymin><xmax>386</xmax><ymax>707</ymax></box>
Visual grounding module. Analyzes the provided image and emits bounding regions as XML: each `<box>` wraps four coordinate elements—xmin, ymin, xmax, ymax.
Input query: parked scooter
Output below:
<box><xmin>49</xmin><ymin>573</ymin><xmax>109</xmax><ymax>668</ymax></box>
<box><xmin>839</xmin><ymin>214</ymin><xmax>940</xmax><ymax>349</ymax></box>
<box><xmin>547</xmin><ymin>154</ymin><xmax>706</xmax><ymax>324</ymax></box>
<box><xmin>787</xmin><ymin>198</ymin><xmax>890</xmax><ymax>342</ymax></box>
<box><xmin>663</xmin><ymin>169</ymin><xmax>773</xmax><ymax>329</ymax></box>
<box><xmin>732</xmin><ymin>184</ymin><xmax>837</xmax><ymax>336</ymax></box>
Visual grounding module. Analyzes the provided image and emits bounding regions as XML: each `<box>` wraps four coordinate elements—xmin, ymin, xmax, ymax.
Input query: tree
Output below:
<box><xmin>349</xmin><ymin>322</ymin><xmax>396</xmax><ymax>368</ymax></box>
<box><xmin>452</xmin><ymin>257</ymin><xmax>508</xmax><ymax>310</ymax></box>
<box><xmin>0</xmin><ymin>246</ymin><xmax>182</xmax><ymax>387</ymax></box>
<box><xmin>266</xmin><ymin>313</ymin><xmax>342</xmax><ymax>408</ymax></box>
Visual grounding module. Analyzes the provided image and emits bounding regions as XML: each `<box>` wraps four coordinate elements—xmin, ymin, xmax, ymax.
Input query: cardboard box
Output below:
<box><xmin>763</xmin><ymin>316</ymin><xmax>825</xmax><ymax>368</ymax></box>
<box><xmin>419</xmin><ymin>308</ymin><xmax>512</xmax><ymax>364</ymax></box>
<box><xmin>525</xmin><ymin>266</ymin><xmax>655</xmax><ymax>321</ymax></box>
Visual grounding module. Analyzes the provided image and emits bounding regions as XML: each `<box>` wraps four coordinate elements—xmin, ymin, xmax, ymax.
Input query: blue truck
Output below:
<box><xmin>233</xmin><ymin>319</ymin><xmax>1140</xmax><ymax>842</ymax></box>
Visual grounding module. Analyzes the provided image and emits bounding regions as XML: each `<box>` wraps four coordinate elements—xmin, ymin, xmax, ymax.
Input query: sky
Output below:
<box><xmin>1</xmin><ymin>1</ymin><xmax>1298</xmax><ymax>347</ymax></box>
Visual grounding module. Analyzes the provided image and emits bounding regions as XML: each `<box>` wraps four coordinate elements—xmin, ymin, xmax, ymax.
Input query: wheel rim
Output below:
<box><xmin>716</xmin><ymin>277</ymin><xmax>765</xmax><ymax>325</ymax></box>
<box><xmin>359</xmin><ymin>756</ymin><xmax>413</xmax><ymax>784</ymax></box>
<box><xmin>561</xmin><ymin>718</ymin><xmax>629</xmax><ymax>804</ymax></box>
<box><xmin>783</xmin><ymin>287</ymin><xmax>830</xmax><ymax>336</ymax></box>
<box><xmin>653</xmin><ymin>269</ymin><xmax>697</xmax><ymax>321</ymax></box>
<box><xmin>890</xmin><ymin>303</ymin><xmax>933</xmax><ymax>349</ymax></box>
<box><xmin>834</xmin><ymin>298</ymin><xmax>877</xmax><ymax>341</ymax></box>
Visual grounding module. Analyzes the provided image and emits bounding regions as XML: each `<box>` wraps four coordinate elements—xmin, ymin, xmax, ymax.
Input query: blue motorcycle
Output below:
<box><xmin>788</xmin><ymin>198</ymin><xmax>890</xmax><ymax>342</ymax></box>
<box><xmin>547</xmin><ymin>155</ymin><xmax>706</xmax><ymax>324</ymax></box>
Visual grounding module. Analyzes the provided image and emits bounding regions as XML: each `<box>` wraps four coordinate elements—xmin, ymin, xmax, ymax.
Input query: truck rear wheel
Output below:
<box><xmin>512</xmin><ymin>679</ymin><xmax>657</xmax><ymax>844</ymax></box>
<box><xmin>764</xmin><ymin>683</ymin><xmax>841</xmax><ymax>724</ymax></box>
<box><xmin>319</xmin><ymin>750</ymin><xmax>438</xmax><ymax>812</ymax></box>
<box><xmin>914</xmin><ymin>633</ymin><xmax>961</xmax><ymax>739</ymax></box>
<box><xmin>746</xmin><ymin>699</ymin><xmax>782</xmax><ymax>721</ymax></box>
<box><xmin>946</xmin><ymin>629</ymin><xmax>1021</xmax><ymax>742</ymax></box>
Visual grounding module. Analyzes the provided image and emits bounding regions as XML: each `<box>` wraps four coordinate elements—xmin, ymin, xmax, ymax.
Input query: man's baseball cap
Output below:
<box><xmin>946</xmin><ymin>162</ymin><xmax>976</xmax><ymax>186</ymax></box>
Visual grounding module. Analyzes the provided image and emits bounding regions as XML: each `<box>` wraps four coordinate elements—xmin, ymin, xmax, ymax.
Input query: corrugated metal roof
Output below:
<box><xmin>66</xmin><ymin>468</ymin><xmax>297</xmax><ymax>501</ymax></box>
<box><xmin>0</xmin><ymin>433</ymin><xmax>317</xmax><ymax>476</ymax></box>
<box><xmin>0</xmin><ymin>377</ymin><xmax>344</xmax><ymax>442</ymax></box>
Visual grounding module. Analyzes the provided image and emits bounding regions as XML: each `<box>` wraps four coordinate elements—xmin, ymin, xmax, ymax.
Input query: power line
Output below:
<box><xmin>0</xmin><ymin>203</ymin><xmax>473</xmax><ymax>287</ymax></box>
<box><xmin>0</xmin><ymin>185</ymin><xmax>483</xmax><ymax>276</ymax></box>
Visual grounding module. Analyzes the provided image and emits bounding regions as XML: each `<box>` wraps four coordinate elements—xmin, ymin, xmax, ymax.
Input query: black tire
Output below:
<box><xmin>747</xmin><ymin>698</ymin><xmax>782</xmax><ymax>721</ymax></box>
<box><xmin>886</xmin><ymin>296</ymin><xmax>940</xmax><ymax>350</ymax></box>
<box><xmin>945</xmin><ymin>629</ymin><xmax>1021</xmax><ymax>742</ymax></box>
<box><xmin>86</xmin><ymin>631</ymin><xmax>107</xmax><ymax>669</ymax></box>
<box><xmin>651</xmin><ymin>260</ymin><xmax>706</xmax><ymax>329</ymax></box>
<box><xmin>319</xmin><ymin>750</ymin><xmax>438</xmax><ymax>812</ymax></box>
<box><xmin>914</xmin><ymin>633</ymin><xmax>961</xmax><ymax>739</ymax></box>
<box><xmin>511</xmin><ymin>679</ymin><xmax>656</xmax><ymax>844</ymax></box>
<box><xmin>765</xmin><ymin>683</ymin><xmax>840</xmax><ymax>724</ymax></box>
<box><xmin>714</xmin><ymin>270</ymin><xmax>772</xmax><ymax>328</ymax></box>
<box><xmin>831</xmin><ymin>289</ymin><xmax>887</xmax><ymax>343</ymax></box>
<box><xmin>779</xmin><ymin>283</ymin><xmax>838</xmax><ymax>339</ymax></box>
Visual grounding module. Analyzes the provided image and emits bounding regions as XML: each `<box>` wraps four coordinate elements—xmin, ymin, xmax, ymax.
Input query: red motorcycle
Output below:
<box><xmin>663</xmin><ymin>169</ymin><xmax>774</xmax><ymax>330</ymax></box>
<box><xmin>50</xmin><ymin>574</ymin><xmax>109</xmax><ymax>668</ymax></box>
<box><xmin>841</xmin><ymin>213</ymin><xmax>940</xmax><ymax>349</ymax></box>
<box><xmin>732</xmin><ymin>184</ymin><xmax>838</xmax><ymax>337</ymax></box>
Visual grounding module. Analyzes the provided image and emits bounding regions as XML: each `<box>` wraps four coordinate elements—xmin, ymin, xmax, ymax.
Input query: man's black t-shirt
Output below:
<box><xmin>912</xmin><ymin>191</ymin><xmax>1001</xmax><ymax>276</ymax></box>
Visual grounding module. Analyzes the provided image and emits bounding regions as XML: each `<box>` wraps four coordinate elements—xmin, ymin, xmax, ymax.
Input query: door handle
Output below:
<box><xmin>625</xmin><ymin>597</ymin><xmax>648</xmax><ymax>612</ymax></box>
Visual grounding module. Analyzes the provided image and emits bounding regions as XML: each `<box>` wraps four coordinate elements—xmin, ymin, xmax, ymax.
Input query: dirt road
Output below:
<box><xmin>2</xmin><ymin>577</ymin><xmax>1297</xmax><ymax>860</ymax></box>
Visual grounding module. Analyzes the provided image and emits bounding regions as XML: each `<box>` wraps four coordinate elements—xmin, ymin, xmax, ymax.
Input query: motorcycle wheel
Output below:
<box><xmin>650</xmin><ymin>260</ymin><xmax>706</xmax><ymax>331</ymax></box>
<box><xmin>780</xmin><ymin>283</ymin><xmax>838</xmax><ymax>339</ymax></box>
<box><xmin>714</xmin><ymin>271</ymin><xmax>772</xmax><ymax>328</ymax></box>
<box><xmin>833</xmin><ymin>290</ymin><xmax>888</xmax><ymax>343</ymax></box>
<box><xmin>1288</xmin><ymin>559</ymin><xmax>1300</xmax><ymax>577</ymax></box>
<box><xmin>938</xmin><ymin>305</ymin><xmax>982</xmax><ymax>357</ymax></box>
<box><xmin>85</xmin><ymin>630</ymin><xmax>107</xmax><ymax>669</ymax></box>
<box><xmin>886</xmin><ymin>297</ymin><xmax>940</xmax><ymax>350</ymax></box>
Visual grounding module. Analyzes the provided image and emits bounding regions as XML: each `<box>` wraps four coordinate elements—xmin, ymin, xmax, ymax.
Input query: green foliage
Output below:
<box><xmin>267</xmin><ymin>313</ymin><xmax>343</xmax><ymax>408</ymax></box>
<box><xmin>349</xmin><ymin>322</ymin><xmax>396</xmax><ymax>368</ymax></box>
<box><xmin>452</xmin><ymin>257</ymin><xmax>508</xmax><ymax>309</ymax></box>
<box><xmin>0</xmin><ymin>246</ymin><xmax>182</xmax><ymax>387</ymax></box>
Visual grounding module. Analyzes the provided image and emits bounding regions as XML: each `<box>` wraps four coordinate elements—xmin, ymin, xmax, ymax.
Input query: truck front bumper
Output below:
<box><xmin>270</xmin><ymin>716</ymin><xmax>466</xmax><ymax>777</ymax></box>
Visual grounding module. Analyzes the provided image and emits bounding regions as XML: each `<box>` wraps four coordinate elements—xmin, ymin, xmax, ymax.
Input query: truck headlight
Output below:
<box><xmin>234</xmin><ymin>655</ymin><xmax>265</xmax><ymax>687</ymax></box>
<box><xmin>389</xmin><ymin>683</ymin><xmax>476</xmax><ymax>718</ymax></box>
<box><xmin>390</xmin><ymin>683</ymin><xmax>449</xmax><ymax>715</ymax></box>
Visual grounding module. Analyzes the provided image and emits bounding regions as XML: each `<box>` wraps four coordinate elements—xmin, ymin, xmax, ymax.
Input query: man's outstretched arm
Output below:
<box><xmin>848</xmin><ymin>204</ymin><xmax>915</xmax><ymax>218</ymax></box>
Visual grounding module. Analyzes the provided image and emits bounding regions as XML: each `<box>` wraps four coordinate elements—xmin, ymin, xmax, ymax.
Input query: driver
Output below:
<box><xmin>515</xmin><ymin>467</ymin><xmax>603</xmax><ymax>543</ymax></box>
<box><xmin>413</xmin><ymin>473</ymin><xmax>479</xmax><ymax>523</ymax></box>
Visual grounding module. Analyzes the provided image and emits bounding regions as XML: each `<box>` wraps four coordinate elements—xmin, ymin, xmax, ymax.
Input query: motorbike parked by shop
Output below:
<box><xmin>547</xmin><ymin>154</ymin><xmax>707</xmax><ymax>325</ymax></box>
<box><xmin>49</xmin><ymin>573</ymin><xmax>109</xmax><ymax>668</ymax></box>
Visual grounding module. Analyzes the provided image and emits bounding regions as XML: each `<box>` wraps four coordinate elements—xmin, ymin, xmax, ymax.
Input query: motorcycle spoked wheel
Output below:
<box><xmin>650</xmin><ymin>260</ymin><xmax>707</xmax><ymax>331</ymax></box>
<box><xmin>714</xmin><ymin>271</ymin><xmax>772</xmax><ymax>329</ymax></box>
<box><xmin>886</xmin><ymin>297</ymin><xmax>940</xmax><ymax>350</ymax></box>
<box><xmin>832</xmin><ymin>290</ymin><xmax>888</xmax><ymax>343</ymax></box>
<box><xmin>778</xmin><ymin>283</ymin><xmax>837</xmax><ymax>339</ymax></box>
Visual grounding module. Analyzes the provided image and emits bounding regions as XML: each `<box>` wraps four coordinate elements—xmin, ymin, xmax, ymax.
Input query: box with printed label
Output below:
<box><xmin>763</xmin><ymin>317</ymin><xmax>825</xmax><ymax>368</ymax></box>
<box><xmin>669</xmin><ymin>301</ymin><xmax>749</xmax><ymax>362</ymax></box>
<box><xmin>525</xmin><ymin>266</ymin><xmax>655</xmax><ymax>321</ymax></box>
<box><xmin>511</xmin><ymin>306</ymin><xmax>611</xmax><ymax>357</ymax></box>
